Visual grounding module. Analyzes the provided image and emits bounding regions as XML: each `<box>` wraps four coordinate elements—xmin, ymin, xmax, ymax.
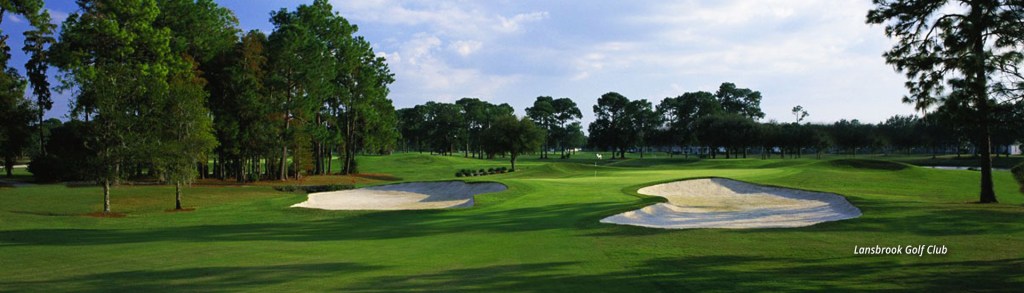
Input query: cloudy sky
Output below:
<box><xmin>4</xmin><ymin>0</ymin><xmax>917</xmax><ymax>125</ymax></box>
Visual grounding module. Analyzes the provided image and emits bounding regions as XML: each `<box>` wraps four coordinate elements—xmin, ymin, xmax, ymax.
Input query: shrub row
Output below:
<box><xmin>273</xmin><ymin>184</ymin><xmax>356</xmax><ymax>193</ymax></box>
<box><xmin>455</xmin><ymin>167</ymin><xmax>512</xmax><ymax>177</ymax></box>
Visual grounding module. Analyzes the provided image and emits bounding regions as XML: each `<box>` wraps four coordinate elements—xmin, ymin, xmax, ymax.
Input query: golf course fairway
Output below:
<box><xmin>1</xmin><ymin>153</ymin><xmax>1022</xmax><ymax>291</ymax></box>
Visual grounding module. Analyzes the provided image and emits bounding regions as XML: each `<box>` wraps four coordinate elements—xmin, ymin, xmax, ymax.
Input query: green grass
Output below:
<box><xmin>1</xmin><ymin>153</ymin><xmax>1023</xmax><ymax>291</ymax></box>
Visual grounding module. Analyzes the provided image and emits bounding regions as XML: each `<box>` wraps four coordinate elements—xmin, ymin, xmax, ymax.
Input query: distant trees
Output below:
<box><xmin>626</xmin><ymin>99</ymin><xmax>660</xmax><ymax>158</ymax></box>
<box><xmin>791</xmin><ymin>105</ymin><xmax>808</xmax><ymax>123</ymax></box>
<box><xmin>656</xmin><ymin>91</ymin><xmax>719</xmax><ymax>157</ymax></box>
<box><xmin>311</xmin><ymin>83</ymin><xmax>1016</xmax><ymax>167</ymax></box>
<box><xmin>564</xmin><ymin>122</ymin><xmax>587</xmax><ymax>156</ymax></box>
<box><xmin>396</xmin><ymin>106</ymin><xmax>426</xmax><ymax>152</ymax></box>
<box><xmin>715</xmin><ymin>82</ymin><xmax>765</xmax><ymax>120</ymax></box>
<box><xmin>693</xmin><ymin>114</ymin><xmax>758</xmax><ymax>158</ymax></box>
<box><xmin>588</xmin><ymin>92</ymin><xmax>633</xmax><ymax>158</ymax></box>
<box><xmin>526</xmin><ymin>96</ymin><xmax>583</xmax><ymax>159</ymax></box>
<box><xmin>878</xmin><ymin>115</ymin><xmax>922</xmax><ymax>154</ymax></box>
<box><xmin>423</xmin><ymin>102</ymin><xmax>465</xmax><ymax>156</ymax></box>
<box><xmin>526</xmin><ymin>96</ymin><xmax>556</xmax><ymax>159</ymax></box>
<box><xmin>868</xmin><ymin>0</ymin><xmax>1024</xmax><ymax>202</ymax></box>
<box><xmin>458</xmin><ymin>98</ymin><xmax>515</xmax><ymax>158</ymax></box>
<box><xmin>481</xmin><ymin>116</ymin><xmax>544</xmax><ymax>171</ymax></box>
<box><xmin>397</xmin><ymin>100</ymin><xmax>514</xmax><ymax>157</ymax></box>
<box><xmin>551</xmin><ymin>98</ymin><xmax>583</xmax><ymax>158</ymax></box>
<box><xmin>583</xmin><ymin>83</ymin><xmax>770</xmax><ymax>159</ymax></box>
<box><xmin>396</xmin><ymin>100</ymin><xmax>549</xmax><ymax>171</ymax></box>
<box><xmin>827</xmin><ymin>120</ymin><xmax>876</xmax><ymax>156</ymax></box>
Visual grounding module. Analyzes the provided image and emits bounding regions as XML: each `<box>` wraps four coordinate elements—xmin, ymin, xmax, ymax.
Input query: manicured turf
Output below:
<box><xmin>1</xmin><ymin>153</ymin><xmax>1022</xmax><ymax>291</ymax></box>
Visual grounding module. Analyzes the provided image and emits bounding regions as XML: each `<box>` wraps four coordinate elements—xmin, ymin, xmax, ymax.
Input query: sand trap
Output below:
<box><xmin>601</xmin><ymin>178</ymin><xmax>861</xmax><ymax>229</ymax></box>
<box><xmin>291</xmin><ymin>181</ymin><xmax>507</xmax><ymax>210</ymax></box>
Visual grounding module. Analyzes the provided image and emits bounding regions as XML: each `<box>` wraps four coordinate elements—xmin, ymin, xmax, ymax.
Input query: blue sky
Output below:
<box><xmin>3</xmin><ymin>0</ymin><xmax>917</xmax><ymax>126</ymax></box>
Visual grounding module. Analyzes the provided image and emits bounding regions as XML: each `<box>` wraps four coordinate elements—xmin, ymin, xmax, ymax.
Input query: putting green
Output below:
<box><xmin>1</xmin><ymin>153</ymin><xmax>1022</xmax><ymax>291</ymax></box>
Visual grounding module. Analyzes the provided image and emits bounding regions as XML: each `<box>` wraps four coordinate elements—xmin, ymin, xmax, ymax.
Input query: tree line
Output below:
<box><xmin>397</xmin><ymin>81</ymin><xmax>1023</xmax><ymax>168</ymax></box>
<box><xmin>0</xmin><ymin>0</ymin><xmax>398</xmax><ymax>213</ymax></box>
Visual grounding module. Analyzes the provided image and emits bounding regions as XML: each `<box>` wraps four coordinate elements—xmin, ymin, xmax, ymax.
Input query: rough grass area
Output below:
<box><xmin>1</xmin><ymin>153</ymin><xmax>1022</xmax><ymax>291</ymax></box>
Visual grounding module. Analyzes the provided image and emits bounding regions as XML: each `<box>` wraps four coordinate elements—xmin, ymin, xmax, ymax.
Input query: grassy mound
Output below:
<box><xmin>829</xmin><ymin>159</ymin><xmax>909</xmax><ymax>171</ymax></box>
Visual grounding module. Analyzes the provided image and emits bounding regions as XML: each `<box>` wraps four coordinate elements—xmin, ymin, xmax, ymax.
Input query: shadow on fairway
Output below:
<box><xmin>6</xmin><ymin>253</ymin><xmax>1018</xmax><ymax>291</ymax></box>
<box><xmin>0</xmin><ymin>262</ymin><xmax>381</xmax><ymax>292</ymax></box>
<box><xmin>0</xmin><ymin>202</ymin><xmax>628</xmax><ymax>246</ymax></box>
<box><xmin>334</xmin><ymin>256</ymin><xmax>1023</xmax><ymax>291</ymax></box>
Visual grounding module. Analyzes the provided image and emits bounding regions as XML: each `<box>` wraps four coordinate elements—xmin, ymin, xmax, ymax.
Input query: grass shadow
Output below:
<box><xmin>336</xmin><ymin>256</ymin><xmax>1023</xmax><ymax>291</ymax></box>
<box><xmin>0</xmin><ymin>262</ymin><xmax>381</xmax><ymax>292</ymax></box>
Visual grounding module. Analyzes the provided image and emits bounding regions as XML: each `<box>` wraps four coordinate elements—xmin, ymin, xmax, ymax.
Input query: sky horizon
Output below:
<box><xmin>3</xmin><ymin>0</ymin><xmax>919</xmax><ymax>126</ymax></box>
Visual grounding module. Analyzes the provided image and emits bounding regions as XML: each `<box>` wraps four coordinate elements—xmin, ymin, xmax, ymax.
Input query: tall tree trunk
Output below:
<box><xmin>102</xmin><ymin>179</ymin><xmax>111</xmax><ymax>213</ymax></box>
<box><xmin>971</xmin><ymin>2</ymin><xmax>996</xmax><ymax>203</ymax></box>
<box><xmin>295</xmin><ymin>150</ymin><xmax>302</xmax><ymax>180</ymax></box>
<box><xmin>315</xmin><ymin>115</ymin><xmax>323</xmax><ymax>175</ymax></box>
<box><xmin>4</xmin><ymin>158</ymin><xmax>12</xmax><ymax>177</ymax></box>
<box><xmin>977</xmin><ymin>98</ymin><xmax>996</xmax><ymax>203</ymax></box>
<box><xmin>280</xmin><ymin>145</ymin><xmax>288</xmax><ymax>181</ymax></box>
<box><xmin>38</xmin><ymin>109</ymin><xmax>46</xmax><ymax>157</ymax></box>
<box><xmin>175</xmin><ymin>182</ymin><xmax>183</xmax><ymax>210</ymax></box>
<box><xmin>237</xmin><ymin>159</ymin><xmax>245</xmax><ymax>183</ymax></box>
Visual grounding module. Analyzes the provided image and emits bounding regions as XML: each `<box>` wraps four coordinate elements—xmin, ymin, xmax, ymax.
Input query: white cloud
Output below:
<box><xmin>495</xmin><ymin>11</ymin><xmax>549</xmax><ymax>33</ymax></box>
<box><xmin>383</xmin><ymin>33</ymin><xmax>517</xmax><ymax>104</ymax></box>
<box><xmin>329</xmin><ymin>1</ymin><xmax>546</xmax><ymax>106</ymax></box>
<box><xmin>332</xmin><ymin>1</ymin><xmax>547</xmax><ymax>38</ymax></box>
<box><xmin>449</xmin><ymin>40</ymin><xmax>482</xmax><ymax>56</ymax></box>
<box><xmin>7</xmin><ymin>14</ymin><xmax>24</xmax><ymax>24</ymax></box>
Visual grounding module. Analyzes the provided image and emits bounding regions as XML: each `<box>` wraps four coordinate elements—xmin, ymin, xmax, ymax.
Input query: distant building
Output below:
<box><xmin>999</xmin><ymin>144</ymin><xmax>1021</xmax><ymax>155</ymax></box>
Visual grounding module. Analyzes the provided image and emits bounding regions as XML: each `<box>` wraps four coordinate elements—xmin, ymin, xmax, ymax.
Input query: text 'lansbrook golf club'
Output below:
<box><xmin>854</xmin><ymin>245</ymin><xmax>949</xmax><ymax>257</ymax></box>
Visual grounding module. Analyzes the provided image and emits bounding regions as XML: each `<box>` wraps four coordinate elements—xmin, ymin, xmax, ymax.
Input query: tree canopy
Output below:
<box><xmin>868</xmin><ymin>0</ymin><xmax>1024</xmax><ymax>203</ymax></box>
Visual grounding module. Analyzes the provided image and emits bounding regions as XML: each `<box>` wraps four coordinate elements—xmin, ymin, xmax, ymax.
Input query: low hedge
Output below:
<box><xmin>455</xmin><ymin>167</ymin><xmax>509</xmax><ymax>177</ymax></box>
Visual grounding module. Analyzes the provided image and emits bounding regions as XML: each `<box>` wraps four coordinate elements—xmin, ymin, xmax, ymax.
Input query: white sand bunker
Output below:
<box><xmin>291</xmin><ymin>181</ymin><xmax>507</xmax><ymax>210</ymax></box>
<box><xmin>601</xmin><ymin>178</ymin><xmax>861</xmax><ymax>229</ymax></box>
